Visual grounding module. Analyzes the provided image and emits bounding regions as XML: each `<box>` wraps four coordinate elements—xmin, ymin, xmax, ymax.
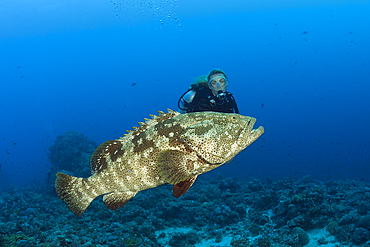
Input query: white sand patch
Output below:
<box><xmin>306</xmin><ymin>228</ymin><xmax>349</xmax><ymax>247</ymax></box>
<box><xmin>195</xmin><ymin>236</ymin><xmax>233</xmax><ymax>247</ymax></box>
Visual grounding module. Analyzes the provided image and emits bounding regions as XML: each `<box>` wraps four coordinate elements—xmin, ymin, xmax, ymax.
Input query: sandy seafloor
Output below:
<box><xmin>1</xmin><ymin>175</ymin><xmax>370</xmax><ymax>247</ymax></box>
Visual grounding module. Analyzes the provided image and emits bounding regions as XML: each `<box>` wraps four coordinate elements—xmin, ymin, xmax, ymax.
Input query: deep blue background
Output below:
<box><xmin>1</xmin><ymin>0</ymin><xmax>369</xmax><ymax>186</ymax></box>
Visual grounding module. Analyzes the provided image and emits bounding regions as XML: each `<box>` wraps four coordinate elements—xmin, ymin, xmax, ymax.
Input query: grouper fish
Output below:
<box><xmin>55</xmin><ymin>110</ymin><xmax>264</xmax><ymax>216</ymax></box>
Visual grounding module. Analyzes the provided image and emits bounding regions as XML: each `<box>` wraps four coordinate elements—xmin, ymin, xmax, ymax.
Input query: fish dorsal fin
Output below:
<box><xmin>173</xmin><ymin>176</ymin><xmax>198</xmax><ymax>198</ymax></box>
<box><xmin>90</xmin><ymin>109</ymin><xmax>180</xmax><ymax>176</ymax></box>
<box><xmin>118</xmin><ymin>109</ymin><xmax>180</xmax><ymax>143</ymax></box>
<box><xmin>103</xmin><ymin>191</ymin><xmax>138</xmax><ymax>210</ymax></box>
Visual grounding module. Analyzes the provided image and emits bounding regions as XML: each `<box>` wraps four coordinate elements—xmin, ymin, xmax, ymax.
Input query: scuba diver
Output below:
<box><xmin>178</xmin><ymin>69</ymin><xmax>239</xmax><ymax>114</ymax></box>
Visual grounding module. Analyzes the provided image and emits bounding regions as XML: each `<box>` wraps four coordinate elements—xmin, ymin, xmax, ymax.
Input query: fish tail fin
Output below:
<box><xmin>55</xmin><ymin>172</ymin><xmax>97</xmax><ymax>216</ymax></box>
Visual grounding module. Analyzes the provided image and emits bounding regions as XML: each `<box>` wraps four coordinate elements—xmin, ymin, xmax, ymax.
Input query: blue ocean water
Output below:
<box><xmin>0</xmin><ymin>0</ymin><xmax>369</xmax><ymax>187</ymax></box>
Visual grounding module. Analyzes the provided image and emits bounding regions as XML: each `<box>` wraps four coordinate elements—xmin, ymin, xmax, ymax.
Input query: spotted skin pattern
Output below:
<box><xmin>55</xmin><ymin>109</ymin><xmax>264</xmax><ymax>216</ymax></box>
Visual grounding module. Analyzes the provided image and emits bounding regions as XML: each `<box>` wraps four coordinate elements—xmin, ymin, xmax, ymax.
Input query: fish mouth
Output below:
<box><xmin>239</xmin><ymin>116</ymin><xmax>256</xmax><ymax>137</ymax></box>
<box><xmin>245</xmin><ymin>127</ymin><xmax>264</xmax><ymax>148</ymax></box>
<box><xmin>236</xmin><ymin>116</ymin><xmax>264</xmax><ymax>150</ymax></box>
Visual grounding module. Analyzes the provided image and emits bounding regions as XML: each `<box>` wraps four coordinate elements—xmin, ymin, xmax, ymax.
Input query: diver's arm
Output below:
<box><xmin>230</xmin><ymin>94</ymin><xmax>239</xmax><ymax>114</ymax></box>
<box><xmin>178</xmin><ymin>90</ymin><xmax>197</xmax><ymax>113</ymax></box>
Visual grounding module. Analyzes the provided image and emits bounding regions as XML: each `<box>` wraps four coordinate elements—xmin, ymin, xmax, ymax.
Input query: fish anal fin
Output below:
<box><xmin>103</xmin><ymin>191</ymin><xmax>138</xmax><ymax>210</ymax></box>
<box><xmin>157</xmin><ymin>150</ymin><xmax>196</xmax><ymax>185</ymax></box>
<box><xmin>173</xmin><ymin>175</ymin><xmax>198</xmax><ymax>198</ymax></box>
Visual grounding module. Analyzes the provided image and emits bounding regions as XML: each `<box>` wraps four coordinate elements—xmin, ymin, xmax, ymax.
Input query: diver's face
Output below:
<box><xmin>209</xmin><ymin>73</ymin><xmax>226</xmax><ymax>88</ymax></box>
<box><xmin>208</xmin><ymin>73</ymin><xmax>228</xmax><ymax>95</ymax></box>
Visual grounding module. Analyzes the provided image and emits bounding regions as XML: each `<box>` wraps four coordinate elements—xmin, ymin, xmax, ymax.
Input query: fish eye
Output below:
<box><xmin>230</xmin><ymin>116</ymin><xmax>237</xmax><ymax>121</ymax></box>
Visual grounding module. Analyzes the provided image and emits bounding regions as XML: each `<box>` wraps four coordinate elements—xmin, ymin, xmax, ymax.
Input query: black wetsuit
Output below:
<box><xmin>186</xmin><ymin>86</ymin><xmax>239</xmax><ymax>114</ymax></box>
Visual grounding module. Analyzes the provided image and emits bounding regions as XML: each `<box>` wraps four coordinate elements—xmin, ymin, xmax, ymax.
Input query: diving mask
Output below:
<box><xmin>208</xmin><ymin>76</ymin><xmax>228</xmax><ymax>95</ymax></box>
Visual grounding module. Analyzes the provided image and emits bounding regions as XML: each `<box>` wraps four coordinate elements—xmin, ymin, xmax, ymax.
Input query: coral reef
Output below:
<box><xmin>46</xmin><ymin>130</ymin><xmax>97</xmax><ymax>194</ymax></box>
<box><xmin>2</xmin><ymin>174</ymin><xmax>370</xmax><ymax>246</ymax></box>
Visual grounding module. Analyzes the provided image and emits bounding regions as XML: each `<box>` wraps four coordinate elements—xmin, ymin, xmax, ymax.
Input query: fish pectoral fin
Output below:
<box><xmin>103</xmin><ymin>191</ymin><xmax>138</xmax><ymax>210</ymax></box>
<box><xmin>173</xmin><ymin>175</ymin><xmax>198</xmax><ymax>198</ymax></box>
<box><xmin>157</xmin><ymin>150</ymin><xmax>195</xmax><ymax>185</ymax></box>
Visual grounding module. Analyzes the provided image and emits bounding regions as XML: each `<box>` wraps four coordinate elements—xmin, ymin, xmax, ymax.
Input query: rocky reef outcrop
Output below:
<box><xmin>46</xmin><ymin>130</ymin><xmax>97</xmax><ymax>194</ymax></box>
